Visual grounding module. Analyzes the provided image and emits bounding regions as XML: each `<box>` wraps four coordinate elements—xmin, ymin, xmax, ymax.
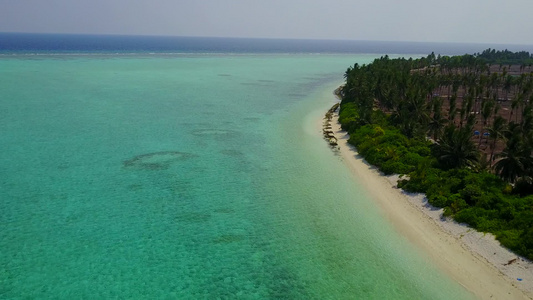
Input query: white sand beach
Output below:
<box><xmin>324</xmin><ymin>101</ymin><xmax>533</xmax><ymax>299</ymax></box>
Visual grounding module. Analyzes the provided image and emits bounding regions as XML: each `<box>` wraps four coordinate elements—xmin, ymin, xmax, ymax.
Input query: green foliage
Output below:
<box><xmin>497</xmin><ymin>230</ymin><xmax>524</xmax><ymax>254</ymax></box>
<box><xmin>340</xmin><ymin>50</ymin><xmax>533</xmax><ymax>259</ymax></box>
<box><xmin>519</xmin><ymin>228</ymin><xmax>533</xmax><ymax>260</ymax></box>
<box><xmin>402</xmin><ymin>164</ymin><xmax>533</xmax><ymax>259</ymax></box>
<box><xmin>494</xmin><ymin>127</ymin><xmax>533</xmax><ymax>183</ymax></box>
<box><xmin>476</xmin><ymin>48</ymin><xmax>533</xmax><ymax>65</ymax></box>
<box><xmin>347</xmin><ymin>123</ymin><xmax>432</xmax><ymax>175</ymax></box>
<box><xmin>433</xmin><ymin>126</ymin><xmax>479</xmax><ymax>169</ymax></box>
<box><xmin>338</xmin><ymin>102</ymin><xmax>361</xmax><ymax>132</ymax></box>
<box><xmin>381</xmin><ymin>160</ymin><xmax>412</xmax><ymax>175</ymax></box>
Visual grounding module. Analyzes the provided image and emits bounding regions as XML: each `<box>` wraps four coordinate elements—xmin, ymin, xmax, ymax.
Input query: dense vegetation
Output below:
<box><xmin>340</xmin><ymin>50</ymin><xmax>533</xmax><ymax>260</ymax></box>
<box><xmin>476</xmin><ymin>48</ymin><xmax>533</xmax><ymax>65</ymax></box>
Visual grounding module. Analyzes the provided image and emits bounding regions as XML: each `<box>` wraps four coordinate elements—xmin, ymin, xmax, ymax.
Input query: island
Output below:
<box><xmin>331</xmin><ymin>49</ymin><xmax>533</xmax><ymax>296</ymax></box>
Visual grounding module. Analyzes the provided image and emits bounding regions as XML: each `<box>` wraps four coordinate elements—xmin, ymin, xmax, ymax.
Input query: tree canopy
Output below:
<box><xmin>340</xmin><ymin>49</ymin><xmax>533</xmax><ymax>260</ymax></box>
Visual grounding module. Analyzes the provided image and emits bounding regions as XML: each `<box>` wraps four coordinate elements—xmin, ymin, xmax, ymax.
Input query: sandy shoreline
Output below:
<box><xmin>323</xmin><ymin>100</ymin><xmax>533</xmax><ymax>299</ymax></box>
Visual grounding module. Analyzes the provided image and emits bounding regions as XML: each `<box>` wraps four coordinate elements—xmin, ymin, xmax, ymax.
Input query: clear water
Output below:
<box><xmin>1</xmin><ymin>52</ymin><xmax>474</xmax><ymax>299</ymax></box>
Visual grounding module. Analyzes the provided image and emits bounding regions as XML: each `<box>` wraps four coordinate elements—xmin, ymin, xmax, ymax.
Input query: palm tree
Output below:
<box><xmin>487</xmin><ymin>116</ymin><xmax>507</xmax><ymax>166</ymax></box>
<box><xmin>494</xmin><ymin>145</ymin><xmax>529</xmax><ymax>183</ymax></box>
<box><xmin>503</xmin><ymin>74</ymin><xmax>513</xmax><ymax>103</ymax></box>
<box><xmin>435</xmin><ymin>126</ymin><xmax>479</xmax><ymax>169</ymax></box>
<box><xmin>510</xmin><ymin>96</ymin><xmax>520</xmax><ymax>122</ymax></box>
<box><xmin>428</xmin><ymin>98</ymin><xmax>447</xmax><ymax>140</ymax></box>
<box><xmin>494</xmin><ymin>126</ymin><xmax>533</xmax><ymax>182</ymax></box>
<box><xmin>481</xmin><ymin>98</ymin><xmax>495</xmax><ymax>127</ymax></box>
<box><xmin>448</xmin><ymin>93</ymin><xmax>458</xmax><ymax>123</ymax></box>
<box><xmin>428</xmin><ymin>115</ymin><xmax>448</xmax><ymax>141</ymax></box>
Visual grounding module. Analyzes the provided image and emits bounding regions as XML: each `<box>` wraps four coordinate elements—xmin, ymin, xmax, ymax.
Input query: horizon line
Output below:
<box><xmin>2</xmin><ymin>31</ymin><xmax>533</xmax><ymax>48</ymax></box>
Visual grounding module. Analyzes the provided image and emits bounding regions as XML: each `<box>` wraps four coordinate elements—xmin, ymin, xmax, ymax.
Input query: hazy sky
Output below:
<box><xmin>1</xmin><ymin>0</ymin><xmax>532</xmax><ymax>45</ymax></box>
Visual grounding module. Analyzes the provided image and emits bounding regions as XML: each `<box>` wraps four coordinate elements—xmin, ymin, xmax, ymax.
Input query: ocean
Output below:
<box><xmin>0</xmin><ymin>33</ymin><xmax>477</xmax><ymax>299</ymax></box>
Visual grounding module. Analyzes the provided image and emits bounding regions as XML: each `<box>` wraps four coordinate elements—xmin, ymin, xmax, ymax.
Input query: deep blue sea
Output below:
<box><xmin>0</xmin><ymin>33</ymin><xmax>485</xmax><ymax>299</ymax></box>
<box><xmin>2</xmin><ymin>32</ymin><xmax>533</xmax><ymax>56</ymax></box>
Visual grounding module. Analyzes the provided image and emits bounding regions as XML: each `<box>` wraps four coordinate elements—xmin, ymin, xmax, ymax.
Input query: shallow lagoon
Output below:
<box><xmin>0</xmin><ymin>54</ymin><xmax>474</xmax><ymax>299</ymax></box>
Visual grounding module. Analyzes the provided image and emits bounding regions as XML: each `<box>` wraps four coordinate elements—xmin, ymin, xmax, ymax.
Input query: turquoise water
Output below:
<box><xmin>0</xmin><ymin>54</ymin><xmax>474</xmax><ymax>299</ymax></box>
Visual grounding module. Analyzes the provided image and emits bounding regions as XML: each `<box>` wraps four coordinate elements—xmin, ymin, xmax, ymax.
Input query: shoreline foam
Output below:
<box><xmin>324</xmin><ymin>97</ymin><xmax>533</xmax><ymax>299</ymax></box>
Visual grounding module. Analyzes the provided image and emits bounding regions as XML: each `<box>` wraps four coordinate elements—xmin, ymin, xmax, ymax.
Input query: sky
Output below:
<box><xmin>1</xmin><ymin>0</ymin><xmax>533</xmax><ymax>45</ymax></box>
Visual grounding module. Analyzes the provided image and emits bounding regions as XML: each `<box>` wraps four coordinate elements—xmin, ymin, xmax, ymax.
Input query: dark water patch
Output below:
<box><xmin>212</xmin><ymin>234</ymin><xmax>245</xmax><ymax>244</ymax></box>
<box><xmin>127</xmin><ymin>183</ymin><xmax>143</xmax><ymax>191</ymax></box>
<box><xmin>178</xmin><ymin>122</ymin><xmax>211</xmax><ymax>127</ymax></box>
<box><xmin>49</xmin><ymin>193</ymin><xmax>69</xmax><ymax>201</ymax></box>
<box><xmin>302</xmin><ymin>76</ymin><xmax>322</xmax><ymax>80</ymax></box>
<box><xmin>240</xmin><ymin>82</ymin><xmax>270</xmax><ymax>87</ymax></box>
<box><xmin>287</xmin><ymin>93</ymin><xmax>306</xmax><ymax>98</ymax></box>
<box><xmin>191</xmin><ymin>129</ymin><xmax>238</xmax><ymax>137</ymax></box>
<box><xmin>64</xmin><ymin>211</ymin><xmax>86</xmax><ymax>224</ymax></box>
<box><xmin>267</xmin><ymin>267</ymin><xmax>310</xmax><ymax>299</ymax></box>
<box><xmin>214</xmin><ymin>208</ymin><xmax>235</xmax><ymax>214</ymax></box>
<box><xmin>257</xmin><ymin>79</ymin><xmax>274</xmax><ymax>83</ymax></box>
<box><xmin>218</xmin><ymin>74</ymin><xmax>231</xmax><ymax>77</ymax></box>
<box><xmin>57</xmin><ymin>163</ymin><xmax>69</xmax><ymax>170</ymax></box>
<box><xmin>219</xmin><ymin>149</ymin><xmax>253</xmax><ymax>173</ymax></box>
<box><xmin>123</xmin><ymin>151</ymin><xmax>198</xmax><ymax>170</ymax></box>
<box><xmin>168</xmin><ymin>179</ymin><xmax>197</xmax><ymax>199</ymax></box>
<box><xmin>219</xmin><ymin>149</ymin><xmax>244</xmax><ymax>157</ymax></box>
<box><xmin>243</xmin><ymin>117</ymin><xmax>260</xmax><ymax>122</ymax></box>
<box><xmin>175</xmin><ymin>212</ymin><xmax>211</xmax><ymax>223</ymax></box>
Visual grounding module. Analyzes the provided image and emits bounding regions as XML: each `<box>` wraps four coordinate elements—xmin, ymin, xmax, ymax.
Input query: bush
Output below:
<box><xmin>519</xmin><ymin>228</ymin><xmax>533</xmax><ymax>260</ymax></box>
<box><xmin>428</xmin><ymin>194</ymin><xmax>452</xmax><ymax>207</ymax></box>
<box><xmin>347</xmin><ymin>123</ymin><xmax>432</xmax><ymax>177</ymax></box>
<box><xmin>338</xmin><ymin>102</ymin><xmax>360</xmax><ymax>132</ymax></box>
<box><xmin>400</xmin><ymin>152</ymin><xmax>424</xmax><ymax>167</ymax></box>
<box><xmin>381</xmin><ymin>161</ymin><xmax>412</xmax><ymax>175</ymax></box>
<box><xmin>513</xmin><ymin>178</ymin><xmax>533</xmax><ymax>196</ymax></box>
<box><xmin>410</xmin><ymin>145</ymin><xmax>431</xmax><ymax>157</ymax></box>
<box><xmin>496</xmin><ymin>230</ymin><xmax>523</xmax><ymax>253</ymax></box>
<box><xmin>459</xmin><ymin>184</ymin><xmax>483</xmax><ymax>205</ymax></box>
<box><xmin>455</xmin><ymin>207</ymin><xmax>486</xmax><ymax>227</ymax></box>
<box><xmin>372</xmin><ymin>126</ymin><xmax>385</xmax><ymax>137</ymax></box>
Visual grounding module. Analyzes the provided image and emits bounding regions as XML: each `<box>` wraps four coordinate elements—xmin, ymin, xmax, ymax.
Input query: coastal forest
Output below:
<box><xmin>339</xmin><ymin>49</ymin><xmax>533</xmax><ymax>260</ymax></box>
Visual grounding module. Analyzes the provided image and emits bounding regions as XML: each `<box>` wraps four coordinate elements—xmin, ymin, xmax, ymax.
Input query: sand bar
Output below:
<box><xmin>324</xmin><ymin>100</ymin><xmax>533</xmax><ymax>299</ymax></box>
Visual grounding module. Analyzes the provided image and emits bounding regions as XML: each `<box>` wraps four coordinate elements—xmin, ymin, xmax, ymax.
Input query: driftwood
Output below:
<box><xmin>504</xmin><ymin>258</ymin><xmax>518</xmax><ymax>266</ymax></box>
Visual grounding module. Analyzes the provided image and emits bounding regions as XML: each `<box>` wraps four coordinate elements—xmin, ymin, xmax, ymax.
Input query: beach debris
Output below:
<box><xmin>333</xmin><ymin>86</ymin><xmax>344</xmax><ymax>99</ymax></box>
<box><xmin>323</xmin><ymin>103</ymin><xmax>340</xmax><ymax>149</ymax></box>
<box><xmin>504</xmin><ymin>258</ymin><xmax>518</xmax><ymax>266</ymax></box>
